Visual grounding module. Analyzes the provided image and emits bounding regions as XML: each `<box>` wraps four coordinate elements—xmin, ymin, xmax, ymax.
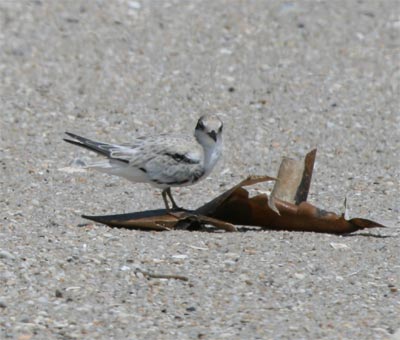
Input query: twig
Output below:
<box><xmin>135</xmin><ymin>268</ymin><xmax>189</xmax><ymax>281</ymax></box>
<box><xmin>12</xmin><ymin>103</ymin><xmax>34</xmax><ymax>114</ymax></box>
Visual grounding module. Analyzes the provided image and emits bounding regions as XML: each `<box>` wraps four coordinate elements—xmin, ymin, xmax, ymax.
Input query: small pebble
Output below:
<box><xmin>128</xmin><ymin>1</ymin><xmax>141</xmax><ymax>9</ymax></box>
<box><xmin>0</xmin><ymin>250</ymin><xmax>15</xmax><ymax>260</ymax></box>
<box><xmin>294</xmin><ymin>273</ymin><xmax>306</xmax><ymax>280</ymax></box>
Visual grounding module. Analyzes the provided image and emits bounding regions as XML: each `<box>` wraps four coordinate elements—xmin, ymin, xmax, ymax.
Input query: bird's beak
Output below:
<box><xmin>208</xmin><ymin>131</ymin><xmax>217</xmax><ymax>142</ymax></box>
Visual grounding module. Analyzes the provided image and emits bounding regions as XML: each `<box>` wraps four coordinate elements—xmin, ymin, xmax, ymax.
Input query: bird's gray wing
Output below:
<box><xmin>124</xmin><ymin>136</ymin><xmax>202</xmax><ymax>165</ymax></box>
<box><xmin>129</xmin><ymin>137</ymin><xmax>204</xmax><ymax>186</ymax></box>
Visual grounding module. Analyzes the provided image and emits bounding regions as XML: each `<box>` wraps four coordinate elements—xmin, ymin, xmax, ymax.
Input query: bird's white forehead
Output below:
<box><xmin>198</xmin><ymin>115</ymin><xmax>223</xmax><ymax>130</ymax></box>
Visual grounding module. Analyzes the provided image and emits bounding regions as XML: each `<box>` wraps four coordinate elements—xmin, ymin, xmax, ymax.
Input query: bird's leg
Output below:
<box><xmin>161</xmin><ymin>189</ymin><xmax>171</xmax><ymax>210</ymax></box>
<box><xmin>165</xmin><ymin>187</ymin><xmax>180</xmax><ymax>210</ymax></box>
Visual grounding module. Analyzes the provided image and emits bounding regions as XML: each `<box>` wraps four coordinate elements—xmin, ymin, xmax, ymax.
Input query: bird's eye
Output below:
<box><xmin>196</xmin><ymin>120</ymin><xmax>205</xmax><ymax>130</ymax></box>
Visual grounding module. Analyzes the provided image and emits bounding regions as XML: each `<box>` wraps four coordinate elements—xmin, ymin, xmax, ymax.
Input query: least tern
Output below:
<box><xmin>64</xmin><ymin>115</ymin><xmax>223</xmax><ymax>209</ymax></box>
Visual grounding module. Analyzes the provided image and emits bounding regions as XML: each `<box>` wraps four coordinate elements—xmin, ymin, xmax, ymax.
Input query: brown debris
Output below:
<box><xmin>82</xmin><ymin>149</ymin><xmax>386</xmax><ymax>234</ymax></box>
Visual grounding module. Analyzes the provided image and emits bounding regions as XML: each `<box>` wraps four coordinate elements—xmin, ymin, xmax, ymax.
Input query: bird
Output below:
<box><xmin>63</xmin><ymin>115</ymin><xmax>223</xmax><ymax>210</ymax></box>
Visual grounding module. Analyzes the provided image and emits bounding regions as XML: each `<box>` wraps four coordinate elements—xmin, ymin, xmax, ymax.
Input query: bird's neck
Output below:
<box><xmin>202</xmin><ymin>139</ymin><xmax>222</xmax><ymax>173</ymax></box>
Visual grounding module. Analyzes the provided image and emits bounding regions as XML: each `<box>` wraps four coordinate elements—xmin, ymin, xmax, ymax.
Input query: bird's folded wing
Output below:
<box><xmin>112</xmin><ymin>138</ymin><xmax>203</xmax><ymax>166</ymax></box>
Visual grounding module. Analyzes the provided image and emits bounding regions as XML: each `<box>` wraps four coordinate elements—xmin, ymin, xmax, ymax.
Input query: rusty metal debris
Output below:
<box><xmin>83</xmin><ymin>149</ymin><xmax>386</xmax><ymax>234</ymax></box>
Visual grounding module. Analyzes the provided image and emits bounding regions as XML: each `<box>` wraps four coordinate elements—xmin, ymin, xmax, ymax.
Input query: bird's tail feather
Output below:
<box><xmin>64</xmin><ymin>132</ymin><xmax>111</xmax><ymax>157</ymax></box>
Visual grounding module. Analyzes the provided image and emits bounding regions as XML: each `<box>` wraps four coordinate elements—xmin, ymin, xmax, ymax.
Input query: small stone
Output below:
<box><xmin>171</xmin><ymin>254</ymin><xmax>188</xmax><ymax>259</ymax></box>
<box><xmin>37</xmin><ymin>296</ymin><xmax>48</xmax><ymax>304</ymax></box>
<box><xmin>330</xmin><ymin>242</ymin><xmax>350</xmax><ymax>250</ymax></box>
<box><xmin>18</xmin><ymin>335</ymin><xmax>33</xmax><ymax>340</ymax></box>
<box><xmin>219</xmin><ymin>48</ymin><xmax>232</xmax><ymax>55</ymax></box>
<box><xmin>0</xmin><ymin>300</ymin><xmax>6</xmax><ymax>308</ymax></box>
<box><xmin>128</xmin><ymin>1</ymin><xmax>141</xmax><ymax>9</ymax></box>
<box><xmin>388</xmin><ymin>284</ymin><xmax>398</xmax><ymax>293</ymax></box>
<box><xmin>55</xmin><ymin>289</ymin><xmax>63</xmax><ymax>298</ymax></box>
<box><xmin>224</xmin><ymin>260</ymin><xmax>236</xmax><ymax>266</ymax></box>
<box><xmin>391</xmin><ymin>328</ymin><xmax>400</xmax><ymax>340</ymax></box>
<box><xmin>0</xmin><ymin>250</ymin><xmax>15</xmax><ymax>260</ymax></box>
<box><xmin>294</xmin><ymin>273</ymin><xmax>306</xmax><ymax>280</ymax></box>
<box><xmin>31</xmin><ymin>199</ymin><xmax>40</xmax><ymax>206</ymax></box>
<box><xmin>135</xmin><ymin>271</ymin><xmax>145</xmax><ymax>279</ymax></box>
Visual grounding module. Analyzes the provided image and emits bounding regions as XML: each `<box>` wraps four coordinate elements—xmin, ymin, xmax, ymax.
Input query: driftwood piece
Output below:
<box><xmin>82</xmin><ymin>149</ymin><xmax>386</xmax><ymax>234</ymax></box>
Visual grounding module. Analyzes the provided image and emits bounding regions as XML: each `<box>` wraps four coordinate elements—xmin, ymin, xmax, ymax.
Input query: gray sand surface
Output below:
<box><xmin>1</xmin><ymin>1</ymin><xmax>399</xmax><ymax>339</ymax></box>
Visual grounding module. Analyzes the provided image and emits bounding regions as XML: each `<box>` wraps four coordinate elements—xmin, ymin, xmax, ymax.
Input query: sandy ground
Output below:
<box><xmin>1</xmin><ymin>1</ymin><xmax>399</xmax><ymax>339</ymax></box>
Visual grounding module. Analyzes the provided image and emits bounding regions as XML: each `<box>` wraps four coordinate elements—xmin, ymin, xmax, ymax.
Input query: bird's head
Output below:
<box><xmin>194</xmin><ymin>115</ymin><xmax>223</xmax><ymax>148</ymax></box>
